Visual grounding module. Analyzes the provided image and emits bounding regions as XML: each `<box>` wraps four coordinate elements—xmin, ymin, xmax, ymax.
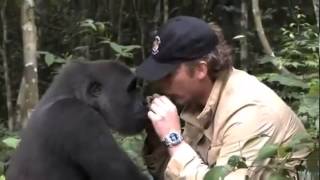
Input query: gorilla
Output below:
<box><xmin>6</xmin><ymin>60</ymin><xmax>149</xmax><ymax>180</ymax></box>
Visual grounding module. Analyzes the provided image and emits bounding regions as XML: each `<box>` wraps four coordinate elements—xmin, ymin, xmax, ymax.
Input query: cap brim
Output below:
<box><xmin>136</xmin><ymin>56</ymin><xmax>178</xmax><ymax>81</ymax></box>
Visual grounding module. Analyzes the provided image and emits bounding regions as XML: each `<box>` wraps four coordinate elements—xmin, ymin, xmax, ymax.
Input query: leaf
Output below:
<box><xmin>288</xmin><ymin>132</ymin><xmax>313</xmax><ymax>146</ymax></box>
<box><xmin>306</xmin><ymin>147</ymin><xmax>320</xmax><ymax>173</ymax></box>
<box><xmin>38</xmin><ymin>51</ymin><xmax>65</xmax><ymax>66</ymax></box>
<box><xmin>122</xmin><ymin>45</ymin><xmax>141</xmax><ymax>52</ymax></box>
<box><xmin>0</xmin><ymin>175</ymin><xmax>5</xmax><ymax>180</ymax></box>
<box><xmin>95</xmin><ymin>22</ymin><xmax>105</xmax><ymax>33</ymax></box>
<box><xmin>286</xmin><ymin>132</ymin><xmax>315</xmax><ymax>153</ymax></box>
<box><xmin>277</xmin><ymin>145</ymin><xmax>292</xmax><ymax>158</ymax></box>
<box><xmin>269</xmin><ymin>173</ymin><xmax>291</xmax><ymax>180</ymax></box>
<box><xmin>298</xmin><ymin>95</ymin><xmax>319</xmax><ymax>118</ymax></box>
<box><xmin>109</xmin><ymin>42</ymin><xmax>123</xmax><ymax>54</ymax></box>
<box><xmin>2</xmin><ymin>137</ymin><xmax>20</xmax><ymax>149</ymax></box>
<box><xmin>233</xmin><ymin>35</ymin><xmax>246</xmax><ymax>40</ymax></box>
<box><xmin>204</xmin><ymin>166</ymin><xmax>232</xmax><ymax>180</ymax></box>
<box><xmin>265</xmin><ymin>73</ymin><xmax>308</xmax><ymax>88</ymax></box>
<box><xmin>0</xmin><ymin>162</ymin><xmax>4</xmax><ymax>175</ymax></box>
<box><xmin>45</xmin><ymin>53</ymin><xmax>55</xmax><ymax>66</ymax></box>
<box><xmin>308</xmin><ymin>79</ymin><xmax>319</xmax><ymax>96</ymax></box>
<box><xmin>227</xmin><ymin>155</ymin><xmax>248</xmax><ymax>169</ymax></box>
<box><xmin>227</xmin><ymin>155</ymin><xmax>241</xmax><ymax>167</ymax></box>
<box><xmin>258</xmin><ymin>55</ymin><xmax>277</xmax><ymax>64</ymax></box>
<box><xmin>101</xmin><ymin>40</ymin><xmax>140</xmax><ymax>58</ymax></box>
<box><xmin>256</xmin><ymin>144</ymin><xmax>279</xmax><ymax>161</ymax></box>
<box><xmin>80</xmin><ymin>19</ymin><xmax>97</xmax><ymax>31</ymax></box>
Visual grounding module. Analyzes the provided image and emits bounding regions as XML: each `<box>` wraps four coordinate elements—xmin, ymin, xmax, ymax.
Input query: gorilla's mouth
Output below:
<box><xmin>133</xmin><ymin>109</ymin><xmax>148</xmax><ymax>121</ymax></box>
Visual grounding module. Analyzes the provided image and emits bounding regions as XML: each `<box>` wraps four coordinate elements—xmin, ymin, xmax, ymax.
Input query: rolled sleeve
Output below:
<box><xmin>165</xmin><ymin>143</ymin><xmax>209</xmax><ymax>180</ymax></box>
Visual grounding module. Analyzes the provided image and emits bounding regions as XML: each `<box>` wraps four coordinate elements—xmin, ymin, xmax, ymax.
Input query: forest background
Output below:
<box><xmin>0</xmin><ymin>0</ymin><xmax>319</xmax><ymax>179</ymax></box>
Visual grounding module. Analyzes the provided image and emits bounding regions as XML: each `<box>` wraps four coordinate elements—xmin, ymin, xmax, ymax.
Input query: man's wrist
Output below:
<box><xmin>162</xmin><ymin>131</ymin><xmax>183</xmax><ymax>147</ymax></box>
<box><xmin>168</xmin><ymin>141</ymin><xmax>187</xmax><ymax>156</ymax></box>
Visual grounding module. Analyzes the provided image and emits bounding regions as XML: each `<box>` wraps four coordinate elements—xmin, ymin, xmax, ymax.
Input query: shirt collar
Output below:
<box><xmin>180</xmin><ymin>69</ymin><xmax>231</xmax><ymax>138</ymax></box>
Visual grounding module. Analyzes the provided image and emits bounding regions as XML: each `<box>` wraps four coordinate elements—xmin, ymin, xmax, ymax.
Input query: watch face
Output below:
<box><xmin>169</xmin><ymin>133</ymin><xmax>180</xmax><ymax>142</ymax></box>
<box><xmin>164</xmin><ymin>132</ymin><xmax>183</xmax><ymax>147</ymax></box>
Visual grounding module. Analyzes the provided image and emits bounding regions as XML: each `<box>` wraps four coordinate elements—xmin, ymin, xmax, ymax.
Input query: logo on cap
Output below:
<box><xmin>152</xmin><ymin>36</ymin><xmax>161</xmax><ymax>55</ymax></box>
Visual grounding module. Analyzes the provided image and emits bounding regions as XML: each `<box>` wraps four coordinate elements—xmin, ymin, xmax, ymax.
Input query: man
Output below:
<box><xmin>137</xmin><ymin>16</ymin><xmax>309</xmax><ymax>180</ymax></box>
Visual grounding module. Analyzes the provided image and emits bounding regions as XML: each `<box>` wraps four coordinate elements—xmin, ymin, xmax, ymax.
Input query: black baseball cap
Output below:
<box><xmin>136</xmin><ymin>16</ymin><xmax>218</xmax><ymax>81</ymax></box>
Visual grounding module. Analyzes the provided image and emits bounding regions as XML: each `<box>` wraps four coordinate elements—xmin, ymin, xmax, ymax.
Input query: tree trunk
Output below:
<box><xmin>21</xmin><ymin>0</ymin><xmax>39</xmax><ymax>127</ymax></box>
<box><xmin>0</xmin><ymin>0</ymin><xmax>14</xmax><ymax>130</ymax></box>
<box><xmin>133</xmin><ymin>0</ymin><xmax>145</xmax><ymax>59</ymax></box>
<box><xmin>313</xmin><ymin>0</ymin><xmax>319</xmax><ymax>28</ymax></box>
<box><xmin>15</xmin><ymin>77</ymin><xmax>28</xmax><ymax>130</ymax></box>
<box><xmin>251</xmin><ymin>0</ymin><xmax>274</xmax><ymax>57</ymax></box>
<box><xmin>251</xmin><ymin>0</ymin><xmax>294</xmax><ymax>76</ymax></box>
<box><xmin>117</xmin><ymin>0</ymin><xmax>124</xmax><ymax>44</ymax></box>
<box><xmin>240</xmin><ymin>0</ymin><xmax>248</xmax><ymax>70</ymax></box>
<box><xmin>153</xmin><ymin>0</ymin><xmax>161</xmax><ymax>32</ymax></box>
<box><xmin>163</xmin><ymin>0</ymin><xmax>169</xmax><ymax>23</ymax></box>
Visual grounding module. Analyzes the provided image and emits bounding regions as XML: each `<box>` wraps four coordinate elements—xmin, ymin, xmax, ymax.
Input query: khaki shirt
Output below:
<box><xmin>164</xmin><ymin>68</ymin><xmax>309</xmax><ymax>180</ymax></box>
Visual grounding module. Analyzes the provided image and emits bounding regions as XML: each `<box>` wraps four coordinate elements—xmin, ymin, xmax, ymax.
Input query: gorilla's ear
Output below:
<box><xmin>87</xmin><ymin>81</ymin><xmax>102</xmax><ymax>97</ymax></box>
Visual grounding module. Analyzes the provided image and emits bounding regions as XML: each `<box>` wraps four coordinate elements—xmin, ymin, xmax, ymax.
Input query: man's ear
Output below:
<box><xmin>195</xmin><ymin>60</ymin><xmax>208</xmax><ymax>80</ymax></box>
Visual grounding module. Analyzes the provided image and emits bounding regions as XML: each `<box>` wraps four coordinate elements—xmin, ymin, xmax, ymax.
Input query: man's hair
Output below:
<box><xmin>185</xmin><ymin>22</ymin><xmax>233</xmax><ymax>81</ymax></box>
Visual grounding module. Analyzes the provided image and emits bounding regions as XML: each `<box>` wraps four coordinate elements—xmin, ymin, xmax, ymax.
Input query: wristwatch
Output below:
<box><xmin>162</xmin><ymin>132</ymin><xmax>184</xmax><ymax>147</ymax></box>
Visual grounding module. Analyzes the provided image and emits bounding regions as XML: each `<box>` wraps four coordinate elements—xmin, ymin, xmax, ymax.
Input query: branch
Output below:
<box><xmin>313</xmin><ymin>0</ymin><xmax>319</xmax><ymax>28</ymax></box>
<box><xmin>163</xmin><ymin>0</ymin><xmax>169</xmax><ymax>23</ymax></box>
<box><xmin>132</xmin><ymin>0</ymin><xmax>145</xmax><ymax>59</ymax></box>
<box><xmin>240</xmin><ymin>0</ymin><xmax>249</xmax><ymax>70</ymax></box>
<box><xmin>21</xmin><ymin>0</ymin><xmax>39</xmax><ymax>126</ymax></box>
<box><xmin>117</xmin><ymin>0</ymin><xmax>124</xmax><ymax>43</ymax></box>
<box><xmin>251</xmin><ymin>0</ymin><xmax>274</xmax><ymax>56</ymax></box>
<box><xmin>251</xmin><ymin>0</ymin><xmax>297</xmax><ymax>77</ymax></box>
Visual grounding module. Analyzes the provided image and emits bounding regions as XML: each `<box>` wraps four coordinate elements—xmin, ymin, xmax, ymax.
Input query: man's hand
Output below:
<box><xmin>148</xmin><ymin>95</ymin><xmax>181</xmax><ymax>140</ymax></box>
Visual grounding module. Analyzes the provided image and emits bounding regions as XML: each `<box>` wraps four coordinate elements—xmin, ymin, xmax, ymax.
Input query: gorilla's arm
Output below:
<box><xmin>49</xmin><ymin>98</ymin><xmax>147</xmax><ymax>180</ymax></box>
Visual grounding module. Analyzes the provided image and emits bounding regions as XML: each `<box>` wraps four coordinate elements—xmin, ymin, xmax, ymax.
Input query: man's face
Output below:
<box><xmin>155</xmin><ymin>63</ymin><xmax>204</xmax><ymax>106</ymax></box>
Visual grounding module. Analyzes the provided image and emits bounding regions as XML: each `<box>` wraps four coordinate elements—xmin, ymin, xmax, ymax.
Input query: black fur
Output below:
<box><xmin>6</xmin><ymin>60</ymin><xmax>148</xmax><ymax>180</ymax></box>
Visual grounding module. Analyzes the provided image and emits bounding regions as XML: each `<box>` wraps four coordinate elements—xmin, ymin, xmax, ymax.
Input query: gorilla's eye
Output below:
<box><xmin>127</xmin><ymin>78</ymin><xmax>137</xmax><ymax>92</ymax></box>
<box><xmin>88</xmin><ymin>81</ymin><xmax>102</xmax><ymax>97</ymax></box>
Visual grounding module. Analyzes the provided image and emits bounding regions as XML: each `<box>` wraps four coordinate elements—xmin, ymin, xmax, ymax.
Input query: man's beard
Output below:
<box><xmin>171</xmin><ymin>95</ymin><xmax>201</xmax><ymax>107</ymax></box>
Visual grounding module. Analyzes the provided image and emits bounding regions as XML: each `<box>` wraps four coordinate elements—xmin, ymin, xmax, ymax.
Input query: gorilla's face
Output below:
<box><xmin>84</xmin><ymin>61</ymin><xmax>148</xmax><ymax>135</ymax></box>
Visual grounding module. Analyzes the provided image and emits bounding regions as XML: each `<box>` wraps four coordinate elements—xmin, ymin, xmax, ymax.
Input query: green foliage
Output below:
<box><xmin>78</xmin><ymin>19</ymin><xmax>141</xmax><ymax>61</ymax></box>
<box><xmin>256</xmin><ymin>144</ymin><xmax>279</xmax><ymax>161</ymax></box>
<box><xmin>278</xmin><ymin>8</ymin><xmax>319</xmax><ymax>71</ymax></box>
<box><xmin>38</xmin><ymin>51</ymin><xmax>68</xmax><ymax>66</ymax></box>
<box><xmin>111</xmin><ymin>131</ymin><xmax>151</xmax><ymax>177</ymax></box>
<box><xmin>204</xmin><ymin>156</ymin><xmax>248</xmax><ymax>180</ymax></box>
<box><xmin>250</xmin><ymin>9</ymin><xmax>319</xmax><ymax>179</ymax></box>
<box><xmin>227</xmin><ymin>155</ymin><xmax>247</xmax><ymax>169</ymax></box>
<box><xmin>204</xmin><ymin>165</ymin><xmax>233</xmax><ymax>180</ymax></box>
<box><xmin>204</xmin><ymin>133</ymin><xmax>319</xmax><ymax>180</ymax></box>
<box><xmin>2</xmin><ymin>137</ymin><xmax>20</xmax><ymax>149</ymax></box>
<box><xmin>100</xmin><ymin>40</ymin><xmax>141</xmax><ymax>59</ymax></box>
<box><xmin>256</xmin><ymin>8</ymin><xmax>319</xmax><ymax>136</ymax></box>
<box><xmin>257</xmin><ymin>72</ymin><xmax>308</xmax><ymax>88</ymax></box>
<box><xmin>0</xmin><ymin>133</ymin><xmax>19</xmax><ymax>179</ymax></box>
<box><xmin>253</xmin><ymin>133</ymin><xmax>318</xmax><ymax>179</ymax></box>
